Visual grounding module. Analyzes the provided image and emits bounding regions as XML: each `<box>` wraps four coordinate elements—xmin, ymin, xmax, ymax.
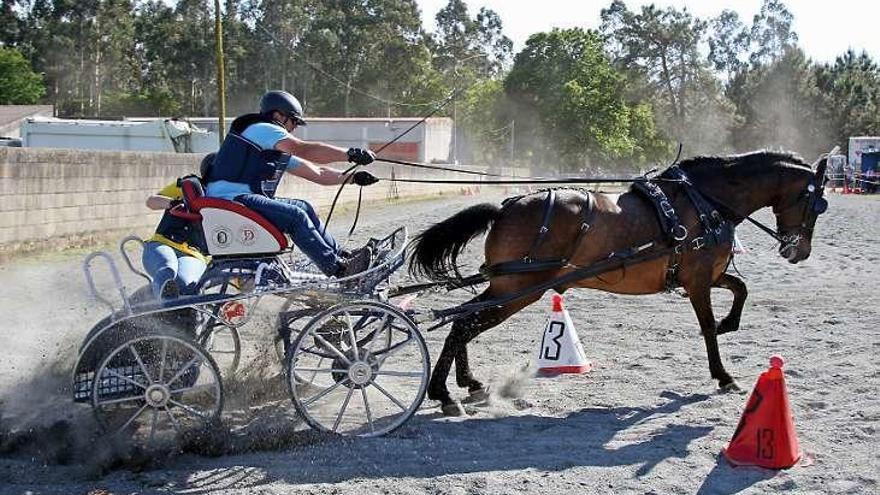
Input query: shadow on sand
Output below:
<box><xmin>174</xmin><ymin>391</ymin><xmax>725</xmax><ymax>493</ymax></box>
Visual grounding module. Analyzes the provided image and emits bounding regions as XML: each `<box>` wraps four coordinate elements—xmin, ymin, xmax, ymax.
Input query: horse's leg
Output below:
<box><xmin>687</xmin><ymin>284</ymin><xmax>741</xmax><ymax>392</ymax></box>
<box><xmin>454</xmin><ymin>293</ymin><xmax>542</xmax><ymax>404</ymax></box>
<box><xmin>713</xmin><ymin>273</ymin><xmax>748</xmax><ymax>335</ymax></box>
<box><xmin>429</xmin><ymin>290</ymin><xmax>542</xmax><ymax>415</ymax></box>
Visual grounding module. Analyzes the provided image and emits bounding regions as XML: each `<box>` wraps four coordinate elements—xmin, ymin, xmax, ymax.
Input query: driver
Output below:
<box><xmin>205</xmin><ymin>90</ymin><xmax>379</xmax><ymax>277</ymax></box>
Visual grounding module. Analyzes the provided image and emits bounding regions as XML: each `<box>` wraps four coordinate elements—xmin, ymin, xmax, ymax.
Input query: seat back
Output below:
<box><xmin>179</xmin><ymin>176</ymin><xmax>205</xmax><ymax>210</ymax></box>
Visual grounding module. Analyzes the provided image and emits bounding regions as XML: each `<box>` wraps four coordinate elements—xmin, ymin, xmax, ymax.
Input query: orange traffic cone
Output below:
<box><xmin>536</xmin><ymin>294</ymin><xmax>591</xmax><ymax>375</ymax></box>
<box><xmin>723</xmin><ymin>355</ymin><xmax>801</xmax><ymax>469</ymax></box>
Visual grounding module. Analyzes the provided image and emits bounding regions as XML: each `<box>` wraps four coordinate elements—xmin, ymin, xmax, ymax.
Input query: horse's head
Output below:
<box><xmin>773</xmin><ymin>155</ymin><xmax>829</xmax><ymax>263</ymax></box>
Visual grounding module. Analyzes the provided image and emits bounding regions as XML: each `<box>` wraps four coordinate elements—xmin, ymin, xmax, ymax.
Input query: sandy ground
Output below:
<box><xmin>0</xmin><ymin>191</ymin><xmax>878</xmax><ymax>495</ymax></box>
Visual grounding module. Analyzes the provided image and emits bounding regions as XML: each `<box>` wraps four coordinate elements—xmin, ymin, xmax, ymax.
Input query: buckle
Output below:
<box><xmin>673</xmin><ymin>224</ymin><xmax>688</xmax><ymax>241</ymax></box>
<box><xmin>691</xmin><ymin>236</ymin><xmax>706</xmax><ymax>250</ymax></box>
<box><xmin>538</xmin><ymin>226</ymin><xmax>549</xmax><ymax>234</ymax></box>
<box><xmin>660</xmin><ymin>200</ymin><xmax>675</xmax><ymax>218</ymax></box>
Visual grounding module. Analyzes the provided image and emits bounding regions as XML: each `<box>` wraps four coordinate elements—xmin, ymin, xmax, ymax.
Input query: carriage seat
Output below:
<box><xmin>177</xmin><ymin>176</ymin><xmax>289</xmax><ymax>256</ymax></box>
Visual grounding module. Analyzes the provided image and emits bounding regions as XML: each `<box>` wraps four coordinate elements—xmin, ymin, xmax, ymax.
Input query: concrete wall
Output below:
<box><xmin>0</xmin><ymin>147</ymin><xmax>492</xmax><ymax>259</ymax></box>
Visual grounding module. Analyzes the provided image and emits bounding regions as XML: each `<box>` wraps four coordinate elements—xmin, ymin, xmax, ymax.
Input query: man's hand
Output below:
<box><xmin>352</xmin><ymin>171</ymin><xmax>379</xmax><ymax>186</ymax></box>
<box><xmin>347</xmin><ymin>147</ymin><xmax>376</xmax><ymax>166</ymax></box>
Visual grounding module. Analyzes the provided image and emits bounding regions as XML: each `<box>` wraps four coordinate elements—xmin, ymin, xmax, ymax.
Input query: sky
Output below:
<box><xmin>416</xmin><ymin>0</ymin><xmax>880</xmax><ymax>63</ymax></box>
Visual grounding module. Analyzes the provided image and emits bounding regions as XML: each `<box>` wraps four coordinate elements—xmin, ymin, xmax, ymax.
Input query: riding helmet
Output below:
<box><xmin>259</xmin><ymin>90</ymin><xmax>307</xmax><ymax>126</ymax></box>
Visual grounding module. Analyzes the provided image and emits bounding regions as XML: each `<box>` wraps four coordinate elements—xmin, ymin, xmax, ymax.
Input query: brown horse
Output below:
<box><xmin>410</xmin><ymin>151</ymin><xmax>828</xmax><ymax>415</ymax></box>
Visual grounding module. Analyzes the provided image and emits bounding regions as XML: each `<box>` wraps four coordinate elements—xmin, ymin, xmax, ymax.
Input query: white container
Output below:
<box><xmin>21</xmin><ymin>117</ymin><xmax>213</xmax><ymax>153</ymax></box>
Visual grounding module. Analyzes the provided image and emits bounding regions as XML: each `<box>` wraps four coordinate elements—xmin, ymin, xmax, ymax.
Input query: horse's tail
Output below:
<box><xmin>409</xmin><ymin>203</ymin><xmax>502</xmax><ymax>281</ymax></box>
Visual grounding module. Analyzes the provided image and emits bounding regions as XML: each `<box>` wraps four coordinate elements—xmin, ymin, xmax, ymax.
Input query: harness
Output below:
<box><xmin>633</xmin><ymin>167</ymin><xmax>734</xmax><ymax>289</ymax></box>
<box><xmin>480</xmin><ymin>167</ymin><xmax>734</xmax><ymax>291</ymax></box>
<box><xmin>481</xmin><ymin>190</ymin><xmax>595</xmax><ymax>278</ymax></box>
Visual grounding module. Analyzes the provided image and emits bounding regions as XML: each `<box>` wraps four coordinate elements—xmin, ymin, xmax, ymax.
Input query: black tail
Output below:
<box><xmin>409</xmin><ymin>203</ymin><xmax>502</xmax><ymax>281</ymax></box>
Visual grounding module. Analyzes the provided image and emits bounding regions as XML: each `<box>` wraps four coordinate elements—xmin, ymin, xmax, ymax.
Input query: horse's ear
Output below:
<box><xmin>814</xmin><ymin>156</ymin><xmax>828</xmax><ymax>184</ymax></box>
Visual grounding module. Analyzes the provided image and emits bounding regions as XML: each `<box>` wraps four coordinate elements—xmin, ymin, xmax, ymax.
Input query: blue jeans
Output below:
<box><xmin>142</xmin><ymin>241</ymin><xmax>208</xmax><ymax>298</ymax></box>
<box><xmin>235</xmin><ymin>194</ymin><xmax>341</xmax><ymax>275</ymax></box>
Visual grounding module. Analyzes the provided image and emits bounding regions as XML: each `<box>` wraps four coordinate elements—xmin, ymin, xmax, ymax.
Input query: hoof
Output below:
<box><xmin>716</xmin><ymin>318</ymin><xmax>739</xmax><ymax>335</ymax></box>
<box><xmin>719</xmin><ymin>380</ymin><xmax>744</xmax><ymax>394</ymax></box>
<box><xmin>441</xmin><ymin>401</ymin><xmax>467</xmax><ymax>417</ymax></box>
<box><xmin>460</xmin><ymin>386</ymin><xmax>491</xmax><ymax>406</ymax></box>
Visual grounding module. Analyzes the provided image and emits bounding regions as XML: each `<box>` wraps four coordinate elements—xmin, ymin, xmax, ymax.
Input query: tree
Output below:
<box><xmin>708</xmin><ymin>9</ymin><xmax>749</xmax><ymax>81</ymax></box>
<box><xmin>600</xmin><ymin>0</ymin><xmax>735</xmax><ymax>154</ymax></box>
<box><xmin>458</xmin><ymin>79</ymin><xmax>509</xmax><ymax>165</ymax></box>
<box><xmin>0</xmin><ymin>45</ymin><xmax>44</xmax><ymax>103</ymax></box>
<box><xmin>814</xmin><ymin>50</ymin><xmax>880</xmax><ymax>152</ymax></box>
<box><xmin>728</xmin><ymin>47</ymin><xmax>830</xmax><ymax>158</ymax></box>
<box><xmin>431</xmin><ymin>0</ymin><xmax>512</xmax><ymax>81</ymax></box>
<box><xmin>749</xmin><ymin>0</ymin><xmax>798</xmax><ymax>67</ymax></box>
<box><xmin>505</xmin><ymin>28</ymin><xmax>651</xmax><ymax>171</ymax></box>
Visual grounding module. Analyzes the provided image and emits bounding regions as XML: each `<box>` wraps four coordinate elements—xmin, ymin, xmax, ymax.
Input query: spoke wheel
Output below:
<box><xmin>286</xmin><ymin>301</ymin><xmax>429</xmax><ymax>437</ymax></box>
<box><xmin>91</xmin><ymin>333</ymin><xmax>223</xmax><ymax>449</ymax></box>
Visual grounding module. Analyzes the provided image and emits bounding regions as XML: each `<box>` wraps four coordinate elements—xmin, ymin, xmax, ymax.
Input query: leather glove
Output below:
<box><xmin>347</xmin><ymin>147</ymin><xmax>376</xmax><ymax>166</ymax></box>
<box><xmin>352</xmin><ymin>171</ymin><xmax>379</xmax><ymax>186</ymax></box>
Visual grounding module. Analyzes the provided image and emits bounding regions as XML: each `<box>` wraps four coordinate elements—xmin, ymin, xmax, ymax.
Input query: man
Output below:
<box><xmin>205</xmin><ymin>90</ymin><xmax>379</xmax><ymax>277</ymax></box>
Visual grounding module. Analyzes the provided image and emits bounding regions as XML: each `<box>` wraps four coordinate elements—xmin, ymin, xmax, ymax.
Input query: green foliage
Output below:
<box><xmin>505</xmin><ymin>28</ymin><xmax>653</xmax><ymax>171</ymax></box>
<box><xmin>100</xmin><ymin>88</ymin><xmax>182</xmax><ymax>117</ymax></box>
<box><xmin>814</xmin><ymin>50</ymin><xmax>880</xmax><ymax>154</ymax></box>
<box><xmin>0</xmin><ymin>46</ymin><xmax>44</xmax><ymax>104</ymax></box>
<box><xmin>727</xmin><ymin>47</ymin><xmax>830</xmax><ymax>158</ymax></box>
<box><xmin>458</xmin><ymin>79</ymin><xmax>509</xmax><ymax>164</ymax></box>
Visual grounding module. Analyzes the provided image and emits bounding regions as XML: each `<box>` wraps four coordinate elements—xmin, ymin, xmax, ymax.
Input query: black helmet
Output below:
<box><xmin>259</xmin><ymin>90</ymin><xmax>307</xmax><ymax>126</ymax></box>
<box><xmin>200</xmin><ymin>152</ymin><xmax>216</xmax><ymax>179</ymax></box>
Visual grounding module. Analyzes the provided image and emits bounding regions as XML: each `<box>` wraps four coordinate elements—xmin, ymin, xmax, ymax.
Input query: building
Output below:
<box><xmin>156</xmin><ymin>116</ymin><xmax>453</xmax><ymax>162</ymax></box>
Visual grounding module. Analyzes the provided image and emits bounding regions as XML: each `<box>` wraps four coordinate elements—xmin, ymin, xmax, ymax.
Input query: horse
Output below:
<box><xmin>409</xmin><ymin>150</ymin><xmax>829</xmax><ymax>415</ymax></box>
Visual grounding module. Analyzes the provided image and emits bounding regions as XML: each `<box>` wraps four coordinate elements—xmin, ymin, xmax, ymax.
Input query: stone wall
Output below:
<box><xmin>0</xmin><ymin>147</ymin><xmax>496</xmax><ymax>258</ymax></box>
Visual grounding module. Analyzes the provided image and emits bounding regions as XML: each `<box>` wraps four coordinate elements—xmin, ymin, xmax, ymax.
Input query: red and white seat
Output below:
<box><xmin>176</xmin><ymin>177</ymin><xmax>289</xmax><ymax>257</ymax></box>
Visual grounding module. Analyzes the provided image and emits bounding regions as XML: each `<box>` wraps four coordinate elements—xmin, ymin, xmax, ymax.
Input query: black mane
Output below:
<box><xmin>671</xmin><ymin>150</ymin><xmax>811</xmax><ymax>175</ymax></box>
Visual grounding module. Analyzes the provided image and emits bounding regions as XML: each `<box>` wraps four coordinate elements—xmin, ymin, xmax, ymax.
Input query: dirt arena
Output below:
<box><xmin>0</xmin><ymin>191</ymin><xmax>877</xmax><ymax>494</ymax></box>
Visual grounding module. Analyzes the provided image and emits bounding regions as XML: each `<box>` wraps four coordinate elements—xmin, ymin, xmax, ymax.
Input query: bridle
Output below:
<box><xmin>773</xmin><ymin>175</ymin><xmax>829</xmax><ymax>255</ymax></box>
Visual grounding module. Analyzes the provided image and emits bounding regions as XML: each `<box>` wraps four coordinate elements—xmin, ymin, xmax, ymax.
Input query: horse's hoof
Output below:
<box><xmin>716</xmin><ymin>318</ymin><xmax>739</xmax><ymax>335</ymax></box>
<box><xmin>441</xmin><ymin>401</ymin><xmax>467</xmax><ymax>417</ymax></box>
<box><xmin>719</xmin><ymin>381</ymin><xmax>744</xmax><ymax>394</ymax></box>
<box><xmin>460</xmin><ymin>386</ymin><xmax>491</xmax><ymax>406</ymax></box>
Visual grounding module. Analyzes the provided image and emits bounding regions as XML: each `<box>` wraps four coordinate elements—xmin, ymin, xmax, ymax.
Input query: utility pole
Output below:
<box><xmin>509</xmin><ymin>120</ymin><xmax>515</xmax><ymax>162</ymax></box>
<box><xmin>214</xmin><ymin>0</ymin><xmax>226</xmax><ymax>146</ymax></box>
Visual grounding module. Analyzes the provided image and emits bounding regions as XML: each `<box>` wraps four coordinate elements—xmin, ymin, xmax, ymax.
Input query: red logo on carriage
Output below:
<box><xmin>221</xmin><ymin>302</ymin><xmax>247</xmax><ymax>324</ymax></box>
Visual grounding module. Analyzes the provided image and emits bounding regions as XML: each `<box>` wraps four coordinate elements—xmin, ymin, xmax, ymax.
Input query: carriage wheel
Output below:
<box><xmin>91</xmin><ymin>333</ymin><xmax>223</xmax><ymax>448</ymax></box>
<box><xmin>286</xmin><ymin>301</ymin><xmax>429</xmax><ymax>437</ymax></box>
<box><xmin>196</xmin><ymin>274</ymin><xmax>254</xmax><ymax>375</ymax></box>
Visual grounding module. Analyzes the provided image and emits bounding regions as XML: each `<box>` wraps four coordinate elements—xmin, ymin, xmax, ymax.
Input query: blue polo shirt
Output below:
<box><xmin>206</xmin><ymin>122</ymin><xmax>303</xmax><ymax>200</ymax></box>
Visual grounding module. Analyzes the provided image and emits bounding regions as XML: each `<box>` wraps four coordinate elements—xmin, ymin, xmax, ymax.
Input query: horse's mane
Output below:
<box><xmin>672</xmin><ymin>150</ymin><xmax>811</xmax><ymax>175</ymax></box>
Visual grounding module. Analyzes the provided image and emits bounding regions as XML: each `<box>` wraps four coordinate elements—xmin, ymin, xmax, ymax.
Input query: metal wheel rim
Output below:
<box><xmin>286</xmin><ymin>301</ymin><xmax>429</xmax><ymax>437</ymax></box>
<box><xmin>91</xmin><ymin>334</ymin><xmax>223</xmax><ymax>448</ymax></box>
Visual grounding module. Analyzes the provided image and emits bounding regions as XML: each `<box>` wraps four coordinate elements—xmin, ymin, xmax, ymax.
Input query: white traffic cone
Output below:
<box><xmin>536</xmin><ymin>294</ymin><xmax>592</xmax><ymax>376</ymax></box>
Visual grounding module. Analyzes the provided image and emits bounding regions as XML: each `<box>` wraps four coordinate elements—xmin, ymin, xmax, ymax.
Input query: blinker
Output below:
<box><xmin>814</xmin><ymin>197</ymin><xmax>828</xmax><ymax>214</ymax></box>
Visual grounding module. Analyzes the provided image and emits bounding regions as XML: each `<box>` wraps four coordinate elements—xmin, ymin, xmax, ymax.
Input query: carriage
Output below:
<box><xmin>73</xmin><ymin>177</ymin><xmax>430</xmax><ymax>445</ymax></box>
